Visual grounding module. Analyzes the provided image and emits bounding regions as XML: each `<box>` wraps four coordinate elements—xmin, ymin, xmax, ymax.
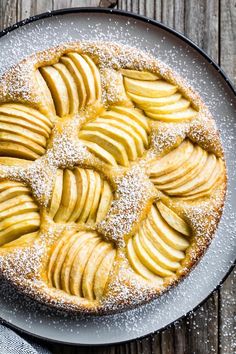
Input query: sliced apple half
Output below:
<box><xmin>124</xmin><ymin>77</ymin><xmax>177</xmax><ymax>98</ymax></box>
<box><xmin>40</xmin><ymin>66</ymin><xmax>70</xmax><ymax>117</ymax></box>
<box><xmin>60</xmin><ymin>56</ymin><xmax>87</xmax><ymax>109</ymax></box>
<box><xmin>53</xmin><ymin>62</ymin><xmax>79</xmax><ymax>115</ymax></box>
<box><xmin>96</xmin><ymin>181</ymin><xmax>113</xmax><ymax>223</ymax></box>
<box><xmin>0</xmin><ymin>218</ymin><xmax>40</xmax><ymax>246</ymax></box>
<box><xmin>146</xmin><ymin>98</ymin><xmax>190</xmax><ymax>114</ymax></box>
<box><xmin>121</xmin><ymin>69</ymin><xmax>159</xmax><ymax>81</ymax></box>
<box><xmin>149</xmin><ymin>140</ymin><xmax>194</xmax><ymax>178</ymax></box>
<box><xmin>111</xmin><ymin>106</ymin><xmax>150</xmax><ymax>133</ymax></box>
<box><xmin>79</xmin><ymin>169</ymin><xmax>97</xmax><ymax>223</ymax></box>
<box><xmin>35</xmin><ymin>70</ymin><xmax>56</xmax><ymax>115</ymax></box>
<box><xmin>67</xmin><ymin>53</ymin><xmax>96</xmax><ymax>106</ymax></box>
<box><xmin>79</xmin><ymin>130</ymin><xmax>129</xmax><ymax>167</ymax></box>
<box><xmin>48</xmin><ymin>169</ymin><xmax>63</xmax><ymax>219</ymax></box>
<box><xmin>69</xmin><ymin>168</ymin><xmax>89</xmax><ymax>222</ymax></box>
<box><xmin>87</xmin><ymin>172</ymin><xmax>102</xmax><ymax>223</ymax></box>
<box><xmin>81</xmin><ymin>140</ymin><xmax>118</xmax><ymax>166</ymax></box>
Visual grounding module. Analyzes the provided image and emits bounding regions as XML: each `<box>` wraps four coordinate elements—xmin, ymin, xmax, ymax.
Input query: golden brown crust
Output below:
<box><xmin>0</xmin><ymin>41</ymin><xmax>226</xmax><ymax>314</ymax></box>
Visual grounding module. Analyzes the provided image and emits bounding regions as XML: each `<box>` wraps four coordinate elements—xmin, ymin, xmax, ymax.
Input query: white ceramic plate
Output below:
<box><xmin>0</xmin><ymin>8</ymin><xmax>235</xmax><ymax>346</ymax></box>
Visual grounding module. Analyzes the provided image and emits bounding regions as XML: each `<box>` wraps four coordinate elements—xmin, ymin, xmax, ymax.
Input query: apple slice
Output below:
<box><xmin>94</xmin><ymin>249</ymin><xmax>116</xmax><ymax>299</ymax></box>
<box><xmin>0</xmin><ymin>202</ymin><xmax>38</xmax><ymax>221</ymax></box>
<box><xmin>146</xmin><ymin>107</ymin><xmax>197</xmax><ymax>122</ymax></box>
<box><xmin>97</xmin><ymin>117</ymin><xmax>145</xmax><ymax>156</ymax></box>
<box><xmin>54</xmin><ymin>169</ymin><xmax>77</xmax><ymax>223</ymax></box>
<box><xmin>139</xmin><ymin>228</ymin><xmax>180</xmax><ymax>271</ymax></box>
<box><xmin>149</xmin><ymin>206</ymin><xmax>190</xmax><ymax>250</ymax></box>
<box><xmin>67</xmin><ymin>53</ymin><xmax>96</xmax><ymax>105</ymax></box>
<box><xmin>69</xmin><ymin>168</ymin><xmax>88</xmax><ymax>222</ymax></box>
<box><xmin>79</xmin><ymin>170</ymin><xmax>97</xmax><ymax>222</ymax></box>
<box><xmin>124</xmin><ymin>77</ymin><xmax>177</xmax><ymax>98</ymax></box>
<box><xmin>156</xmin><ymin>202</ymin><xmax>191</xmax><ymax>236</ymax></box>
<box><xmin>82</xmin><ymin>54</ymin><xmax>102</xmax><ymax>101</ymax></box>
<box><xmin>167</xmin><ymin>153</ymin><xmax>217</xmax><ymax>196</ymax></box>
<box><xmin>48</xmin><ymin>169</ymin><xmax>63</xmax><ymax>218</ymax></box>
<box><xmin>70</xmin><ymin>235</ymin><xmax>100</xmax><ymax>296</ymax></box>
<box><xmin>1</xmin><ymin>104</ymin><xmax>53</xmax><ymax>129</ymax></box>
<box><xmin>0</xmin><ymin>157</ymin><xmax>32</xmax><ymax>166</ymax></box>
<box><xmin>149</xmin><ymin>140</ymin><xmax>193</xmax><ymax>177</ymax></box>
<box><xmin>0</xmin><ymin>194</ymin><xmax>33</xmax><ymax>213</ymax></box>
<box><xmin>0</xmin><ymin>142</ymin><xmax>40</xmax><ymax>160</ymax></box>
<box><xmin>157</xmin><ymin>150</ymin><xmax>207</xmax><ymax>190</ymax></box>
<box><xmin>127</xmin><ymin>238</ymin><xmax>163</xmax><ymax>282</ymax></box>
<box><xmin>82</xmin><ymin>242</ymin><xmax>113</xmax><ymax>300</ymax></box>
<box><xmin>0</xmin><ymin>180</ymin><xmax>23</xmax><ymax>191</ymax></box>
<box><xmin>40</xmin><ymin>66</ymin><xmax>69</xmax><ymax>117</ymax></box>
<box><xmin>60</xmin><ymin>56</ymin><xmax>87</xmax><ymax>109</ymax></box>
<box><xmin>121</xmin><ymin>69</ymin><xmax>159</xmax><ymax>80</ymax></box>
<box><xmin>144</xmin><ymin>220</ymin><xmax>185</xmax><ymax>261</ymax></box>
<box><xmin>152</xmin><ymin>145</ymin><xmax>202</xmax><ymax>185</ymax></box>
<box><xmin>87</xmin><ymin>172</ymin><xmax>102</xmax><ymax>223</ymax></box>
<box><xmin>0</xmin><ymin>132</ymin><xmax>45</xmax><ymax>156</ymax></box>
<box><xmin>60</xmin><ymin>232</ymin><xmax>95</xmax><ymax>293</ymax></box>
<box><xmin>53</xmin><ymin>62</ymin><xmax>79</xmax><ymax>115</ymax></box>
<box><xmin>111</xmin><ymin>106</ymin><xmax>150</xmax><ymax>133</ymax></box>
<box><xmin>35</xmin><ymin>70</ymin><xmax>56</xmax><ymax>115</ymax></box>
<box><xmin>79</xmin><ymin>130</ymin><xmax>129</xmax><ymax>167</ymax></box>
<box><xmin>133</xmin><ymin>233</ymin><xmax>173</xmax><ymax>277</ymax></box>
<box><xmin>96</xmin><ymin>181</ymin><xmax>113</xmax><ymax>223</ymax></box>
<box><xmin>81</xmin><ymin>139</ymin><xmax>117</xmax><ymax>166</ymax></box>
<box><xmin>0</xmin><ymin>218</ymin><xmax>40</xmax><ymax>246</ymax></box>
<box><xmin>84</xmin><ymin>121</ymin><xmax>137</xmax><ymax>161</ymax></box>
<box><xmin>146</xmin><ymin>98</ymin><xmax>190</xmax><ymax>114</ymax></box>
<box><xmin>127</xmin><ymin>92</ymin><xmax>182</xmax><ymax>109</ymax></box>
<box><xmin>2</xmin><ymin>231</ymin><xmax>38</xmax><ymax>249</ymax></box>
<box><xmin>0</xmin><ymin>186</ymin><xmax>31</xmax><ymax>203</ymax></box>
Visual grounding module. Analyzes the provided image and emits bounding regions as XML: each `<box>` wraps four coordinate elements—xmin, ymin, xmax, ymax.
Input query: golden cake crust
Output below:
<box><xmin>0</xmin><ymin>41</ymin><xmax>226</xmax><ymax>314</ymax></box>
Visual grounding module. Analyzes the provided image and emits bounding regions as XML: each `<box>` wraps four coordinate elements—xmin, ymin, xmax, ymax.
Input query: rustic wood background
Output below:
<box><xmin>0</xmin><ymin>0</ymin><xmax>235</xmax><ymax>353</ymax></box>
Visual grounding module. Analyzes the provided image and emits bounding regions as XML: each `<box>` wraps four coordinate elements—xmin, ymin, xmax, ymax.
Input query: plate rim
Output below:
<box><xmin>0</xmin><ymin>7</ymin><xmax>235</xmax><ymax>347</ymax></box>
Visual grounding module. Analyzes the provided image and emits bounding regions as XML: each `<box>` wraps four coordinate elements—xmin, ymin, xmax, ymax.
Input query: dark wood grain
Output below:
<box><xmin>0</xmin><ymin>1</ymin><xmax>235</xmax><ymax>353</ymax></box>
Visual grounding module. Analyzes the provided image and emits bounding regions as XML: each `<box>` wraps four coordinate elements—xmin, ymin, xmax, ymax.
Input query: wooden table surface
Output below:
<box><xmin>0</xmin><ymin>1</ymin><xmax>235</xmax><ymax>353</ymax></box>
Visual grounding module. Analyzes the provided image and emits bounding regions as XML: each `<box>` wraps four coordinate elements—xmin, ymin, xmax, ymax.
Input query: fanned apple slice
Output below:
<box><xmin>98</xmin><ymin>116</ymin><xmax>145</xmax><ymax>155</ymax></box>
<box><xmin>183</xmin><ymin>158</ymin><xmax>223</xmax><ymax>197</ymax></box>
<box><xmin>54</xmin><ymin>169</ymin><xmax>77</xmax><ymax>223</ymax></box>
<box><xmin>1</xmin><ymin>104</ymin><xmax>53</xmax><ymax>129</ymax></box>
<box><xmin>0</xmin><ymin>217</ymin><xmax>40</xmax><ymax>246</ymax></box>
<box><xmin>53</xmin><ymin>62</ymin><xmax>79</xmax><ymax>115</ymax></box>
<box><xmin>0</xmin><ymin>122</ymin><xmax>46</xmax><ymax>147</ymax></box>
<box><xmin>2</xmin><ymin>231</ymin><xmax>38</xmax><ymax>249</ymax></box>
<box><xmin>35</xmin><ymin>70</ymin><xmax>56</xmax><ymax>115</ymax></box>
<box><xmin>67</xmin><ymin>53</ymin><xmax>96</xmax><ymax>105</ymax></box>
<box><xmin>157</xmin><ymin>150</ymin><xmax>208</xmax><ymax>190</ymax></box>
<box><xmin>0</xmin><ymin>212</ymin><xmax>39</xmax><ymax>231</ymax></box>
<box><xmin>84</xmin><ymin>121</ymin><xmax>137</xmax><ymax>161</ymax></box>
<box><xmin>139</xmin><ymin>228</ymin><xmax>180</xmax><ymax>271</ymax></box>
<box><xmin>0</xmin><ymin>157</ymin><xmax>32</xmax><ymax>166</ymax></box>
<box><xmin>111</xmin><ymin>106</ymin><xmax>150</xmax><ymax>133</ymax></box>
<box><xmin>0</xmin><ymin>142</ymin><xmax>40</xmax><ymax>160</ymax></box>
<box><xmin>82</xmin><ymin>54</ymin><xmax>102</xmax><ymax>101</ymax></box>
<box><xmin>144</xmin><ymin>220</ymin><xmax>185</xmax><ymax>261</ymax></box>
<box><xmin>149</xmin><ymin>206</ymin><xmax>190</xmax><ymax>250</ymax></box>
<box><xmin>149</xmin><ymin>140</ymin><xmax>194</xmax><ymax>178</ymax></box>
<box><xmin>124</xmin><ymin>77</ymin><xmax>177</xmax><ymax>98</ymax></box>
<box><xmin>121</xmin><ymin>69</ymin><xmax>159</xmax><ymax>80</ymax></box>
<box><xmin>152</xmin><ymin>145</ymin><xmax>202</xmax><ymax>185</ymax></box>
<box><xmin>127</xmin><ymin>92</ymin><xmax>182</xmax><ymax>108</ymax></box>
<box><xmin>146</xmin><ymin>98</ymin><xmax>190</xmax><ymax>114</ymax></box>
<box><xmin>156</xmin><ymin>201</ymin><xmax>191</xmax><ymax>236</ymax></box>
<box><xmin>0</xmin><ymin>115</ymin><xmax>49</xmax><ymax>138</ymax></box>
<box><xmin>82</xmin><ymin>242</ymin><xmax>113</xmax><ymax>300</ymax></box>
<box><xmin>69</xmin><ymin>168</ymin><xmax>89</xmax><ymax>222</ymax></box>
<box><xmin>167</xmin><ymin>154</ymin><xmax>217</xmax><ymax>196</ymax></box>
<box><xmin>40</xmin><ymin>66</ymin><xmax>70</xmax><ymax>117</ymax></box>
<box><xmin>79</xmin><ymin>170</ymin><xmax>97</xmax><ymax>222</ymax></box>
<box><xmin>87</xmin><ymin>172</ymin><xmax>102</xmax><ymax>223</ymax></box>
<box><xmin>60</xmin><ymin>232</ymin><xmax>94</xmax><ymax>293</ymax></box>
<box><xmin>96</xmin><ymin>181</ymin><xmax>113</xmax><ymax>223</ymax></box>
<box><xmin>94</xmin><ymin>249</ymin><xmax>117</xmax><ymax>299</ymax></box>
<box><xmin>0</xmin><ymin>180</ymin><xmax>23</xmax><ymax>191</ymax></box>
<box><xmin>60</xmin><ymin>56</ymin><xmax>87</xmax><ymax>109</ymax></box>
<box><xmin>0</xmin><ymin>202</ymin><xmax>38</xmax><ymax>221</ymax></box>
<box><xmin>146</xmin><ymin>107</ymin><xmax>197</xmax><ymax>122</ymax></box>
<box><xmin>133</xmin><ymin>233</ymin><xmax>173</xmax><ymax>277</ymax></box>
<box><xmin>81</xmin><ymin>140</ymin><xmax>118</xmax><ymax>166</ymax></box>
<box><xmin>0</xmin><ymin>194</ymin><xmax>33</xmax><ymax>213</ymax></box>
<box><xmin>79</xmin><ymin>130</ymin><xmax>129</xmax><ymax>167</ymax></box>
<box><xmin>127</xmin><ymin>238</ymin><xmax>163</xmax><ymax>282</ymax></box>
<box><xmin>0</xmin><ymin>186</ymin><xmax>30</xmax><ymax>203</ymax></box>
<box><xmin>70</xmin><ymin>236</ymin><xmax>100</xmax><ymax>296</ymax></box>
<box><xmin>0</xmin><ymin>132</ymin><xmax>45</xmax><ymax>156</ymax></box>
<box><xmin>48</xmin><ymin>169</ymin><xmax>63</xmax><ymax>219</ymax></box>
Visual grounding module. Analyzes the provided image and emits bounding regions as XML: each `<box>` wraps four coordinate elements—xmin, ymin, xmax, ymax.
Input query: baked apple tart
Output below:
<box><xmin>0</xmin><ymin>42</ymin><xmax>226</xmax><ymax>314</ymax></box>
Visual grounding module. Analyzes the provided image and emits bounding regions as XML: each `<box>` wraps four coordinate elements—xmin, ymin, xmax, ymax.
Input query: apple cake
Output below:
<box><xmin>0</xmin><ymin>42</ymin><xmax>226</xmax><ymax>314</ymax></box>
